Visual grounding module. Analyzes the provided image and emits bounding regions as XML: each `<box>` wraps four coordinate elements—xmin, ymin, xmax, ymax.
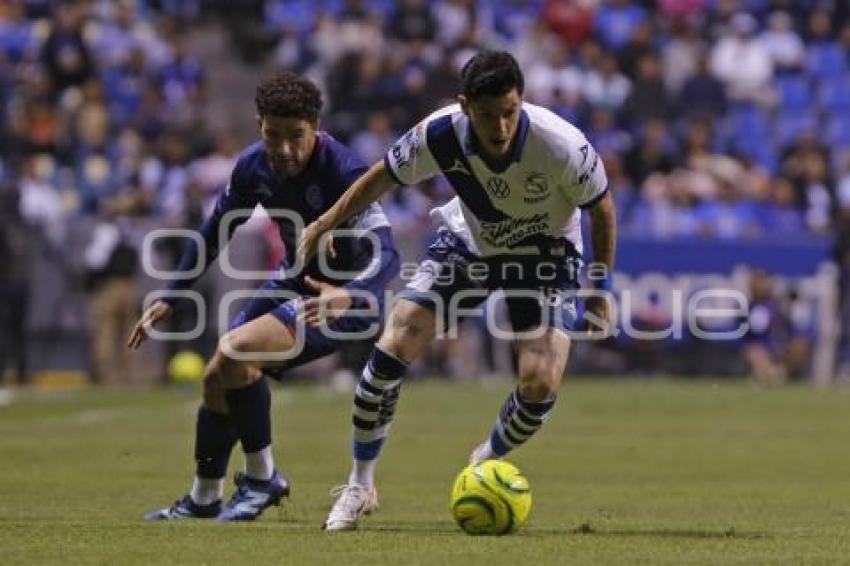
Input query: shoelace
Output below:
<box><xmin>165</xmin><ymin>499</ymin><xmax>190</xmax><ymax>517</ymax></box>
<box><xmin>224</xmin><ymin>484</ymin><xmax>252</xmax><ymax>509</ymax></box>
<box><xmin>328</xmin><ymin>484</ymin><xmax>366</xmax><ymax>513</ymax></box>
<box><xmin>329</xmin><ymin>484</ymin><xmax>352</xmax><ymax>498</ymax></box>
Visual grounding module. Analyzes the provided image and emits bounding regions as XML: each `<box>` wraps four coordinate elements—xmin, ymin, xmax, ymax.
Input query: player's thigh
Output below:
<box><xmin>514</xmin><ymin>327</ymin><xmax>571</xmax><ymax>400</ymax></box>
<box><xmin>390</xmin><ymin>231</ymin><xmax>489</xmax><ymax>361</ymax></box>
<box><xmin>227</xmin><ymin>277</ymin><xmax>302</xmax><ymax>331</ymax></box>
<box><xmin>260</xmin><ymin>304</ymin><xmax>378</xmax><ymax>380</ymax></box>
<box><xmin>218</xmin><ymin>312</ymin><xmax>298</xmax><ymax>367</ymax></box>
<box><xmin>377</xmin><ymin>298</ymin><xmax>438</xmax><ymax>363</ymax></box>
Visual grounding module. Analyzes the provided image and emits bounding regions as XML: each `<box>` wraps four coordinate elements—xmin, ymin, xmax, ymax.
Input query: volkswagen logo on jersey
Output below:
<box><xmin>306</xmin><ymin>185</ymin><xmax>324</xmax><ymax>210</ymax></box>
<box><xmin>486</xmin><ymin>177</ymin><xmax>510</xmax><ymax>199</ymax></box>
<box><xmin>524</xmin><ymin>172</ymin><xmax>550</xmax><ymax>204</ymax></box>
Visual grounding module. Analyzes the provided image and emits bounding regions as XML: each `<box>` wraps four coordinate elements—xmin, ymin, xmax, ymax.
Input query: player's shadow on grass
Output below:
<box><xmin>523</xmin><ymin>524</ymin><xmax>772</xmax><ymax>540</ymax></box>
<box><xmin>362</xmin><ymin>521</ymin><xmax>473</xmax><ymax>535</ymax></box>
<box><xmin>349</xmin><ymin>522</ymin><xmax>771</xmax><ymax>540</ymax></box>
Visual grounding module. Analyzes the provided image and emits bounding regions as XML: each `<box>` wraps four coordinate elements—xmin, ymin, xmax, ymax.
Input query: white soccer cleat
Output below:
<box><xmin>323</xmin><ymin>484</ymin><xmax>380</xmax><ymax>532</ymax></box>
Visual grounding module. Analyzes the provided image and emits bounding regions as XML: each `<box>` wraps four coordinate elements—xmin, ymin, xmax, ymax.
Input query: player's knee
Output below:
<box><xmin>518</xmin><ymin>375</ymin><xmax>559</xmax><ymax>402</ymax></box>
<box><xmin>380</xmin><ymin>324</ymin><xmax>425</xmax><ymax>361</ymax></box>
<box><xmin>211</xmin><ymin>337</ymin><xmax>263</xmax><ymax>389</ymax></box>
<box><xmin>219</xmin><ymin>328</ymin><xmax>255</xmax><ymax>358</ymax></box>
<box><xmin>517</xmin><ymin>358</ymin><xmax>561</xmax><ymax>400</ymax></box>
<box><xmin>379</xmin><ymin>304</ymin><xmax>434</xmax><ymax>361</ymax></box>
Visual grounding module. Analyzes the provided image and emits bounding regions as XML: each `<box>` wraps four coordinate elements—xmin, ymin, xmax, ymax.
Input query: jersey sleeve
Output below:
<box><xmin>565</xmin><ymin>136</ymin><xmax>609</xmax><ymax>209</ymax></box>
<box><xmin>383</xmin><ymin>120</ymin><xmax>441</xmax><ymax>186</ymax></box>
<box><xmin>163</xmin><ymin>157</ymin><xmax>258</xmax><ymax>297</ymax></box>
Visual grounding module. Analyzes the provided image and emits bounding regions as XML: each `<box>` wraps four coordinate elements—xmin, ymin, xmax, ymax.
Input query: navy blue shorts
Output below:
<box><xmin>397</xmin><ymin>230</ymin><xmax>581</xmax><ymax>333</ymax></box>
<box><xmin>228</xmin><ymin>277</ymin><xmax>381</xmax><ymax>380</ymax></box>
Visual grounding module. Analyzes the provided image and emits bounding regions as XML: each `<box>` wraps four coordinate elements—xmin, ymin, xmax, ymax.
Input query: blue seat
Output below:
<box><xmin>725</xmin><ymin>104</ymin><xmax>771</xmax><ymax>146</ymax></box>
<box><xmin>817</xmin><ymin>75</ymin><xmax>850</xmax><ymax>112</ymax></box>
<box><xmin>776</xmin><ymin>75</ymin><xmax>812</xmax><ymax>110</ymax></box>
<box><xmin>825</xmin><ymin>113</ymin><xmax>850</xmax><ymax>148</ymax></box>
<box><xmin>775</xmin><ymin>112</ymin><xmax>818</xmax><ymax>148</ymax></box>
<box><xmin>807</xmin><ymin>42</ymin><xmax>846</xmax><ymax>78</ymax></box>
<box><xmin>730</xmin><ymin>131</ymin><xmax>776</xmax><ymax>169</ymax></box>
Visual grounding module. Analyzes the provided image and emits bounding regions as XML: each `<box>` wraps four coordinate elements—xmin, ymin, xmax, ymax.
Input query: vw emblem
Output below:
<box><xmin>486</xmin><ymin>177</ymin><xmax>510</xmax><ymax>199</ymax></box>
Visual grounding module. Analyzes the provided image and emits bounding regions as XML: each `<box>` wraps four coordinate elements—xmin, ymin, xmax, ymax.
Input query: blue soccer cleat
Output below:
<box><xmin>144</xmin><ymin>495</ymin><xmax>221</xmax><ymax>521</ymax></box>
<box><xmin>216</xmin><ymin>470</ymin><xmax>290</xmax><ymax>521</ymax></box>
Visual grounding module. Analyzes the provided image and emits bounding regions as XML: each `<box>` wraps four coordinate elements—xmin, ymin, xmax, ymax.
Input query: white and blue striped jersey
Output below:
<box><xmin>383</xmin><ymin>102</ymin><xmax>608</xmax><ymax>257</ymax></box>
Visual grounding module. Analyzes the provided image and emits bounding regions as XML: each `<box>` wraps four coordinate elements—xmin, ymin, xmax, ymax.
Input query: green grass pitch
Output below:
<box><xmin>2</xmin><ymin>379</ymin><xmax>849</xmax><ymax>565</ymax></box>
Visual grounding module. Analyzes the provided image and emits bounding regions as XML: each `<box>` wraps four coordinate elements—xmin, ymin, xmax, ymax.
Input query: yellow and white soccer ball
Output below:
<box><xmin>450</xmin><ymin>460</ymin><xmax>532</xmax><ymax>535</ymax></box>
<box><xmin>168</xmin><ymin>350</ymin><xmax>205</xmax><ymax>383</ymax></box>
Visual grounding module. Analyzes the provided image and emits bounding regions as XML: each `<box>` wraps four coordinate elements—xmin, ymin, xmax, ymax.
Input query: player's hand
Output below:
<box><xmin>297</xmin><ymin>219</ymin><xmax>330</xmax><ymax>266</ymax></box>
<box><xmin>127</xmin><ymin>299</ymin><xmax>173</xmax><ymax>350</ymax></box>
<box><xmin>583</xmin><ymin>295</ymin><xmax>611</xmax><ymax>337</ymax></box>
<box><xmin>324</xmin><ymin>233</ymin><xmax>337</xmax><ymax>260</ymax></box>
<box><xmin>297</xmin><ymin>276</ymin><xmax>353</xmax><ymax>327</ymax></box>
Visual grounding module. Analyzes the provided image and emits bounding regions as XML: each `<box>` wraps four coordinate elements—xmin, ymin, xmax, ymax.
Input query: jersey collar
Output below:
<box><xmin>461</xmin><ymin>109</ymin><xmax>530</xmax><ymax>173</ymax></box>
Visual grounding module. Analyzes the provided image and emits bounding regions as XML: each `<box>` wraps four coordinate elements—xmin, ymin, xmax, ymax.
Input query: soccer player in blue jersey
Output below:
<box><xmin>298</xmin><ymin>51</ymin><xmax>617</xmax><ymax>531</ymax></box>
<box><xmin>127</xmin><ymin>72</ymin><xmax>400</xmax><ymax>521</ymax></box>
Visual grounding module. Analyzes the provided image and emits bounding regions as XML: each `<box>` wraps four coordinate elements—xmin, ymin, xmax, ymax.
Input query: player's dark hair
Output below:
<box><xmin>255</xmin><ymin>72</ymin><xmax>322</xmax><ymax>121</ymax></box>
<box><xmin>460</xmin><ymin>51</ymin><xmax>524</xmax><ymax>99</ymax></box>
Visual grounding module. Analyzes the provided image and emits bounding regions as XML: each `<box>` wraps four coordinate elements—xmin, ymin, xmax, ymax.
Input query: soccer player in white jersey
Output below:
<box><xmin>298</xmin><ymin>51</ymin><xmax>617</xmax><ymax>531</ymax></box>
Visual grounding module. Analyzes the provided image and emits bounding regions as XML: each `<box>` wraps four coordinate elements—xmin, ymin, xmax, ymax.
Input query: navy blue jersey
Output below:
<box><xmin>164</xmin><ymin>132</ymin><xmax>398</xmax><ymax>302</ymax></box>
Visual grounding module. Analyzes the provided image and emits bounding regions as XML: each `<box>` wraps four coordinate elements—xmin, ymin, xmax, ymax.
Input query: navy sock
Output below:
<box><xmin>195</xmin><ymin>407</ymin><xmax>239</xmax><ymax>479</ymax></box>
<box><xmin>225</xmin><ymin>377</ymin><xmax>272</xmax><ymax>454</ymax></box>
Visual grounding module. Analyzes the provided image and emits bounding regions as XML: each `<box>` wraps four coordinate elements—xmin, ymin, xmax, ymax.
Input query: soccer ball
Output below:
<box><xmin>450</xmin><ymin>460</ymin><xmax>532</xmax><ymax>535</ymax></box>
<box><xmin>168</xmin><ymin>351</ymin><xmax>205</xmax><ymax>383</ymax></box>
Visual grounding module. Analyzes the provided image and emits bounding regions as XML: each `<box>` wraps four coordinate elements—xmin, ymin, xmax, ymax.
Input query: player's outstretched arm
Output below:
<box><xmin>297</xmin><ymin>160</ymin><xmax>397</xmax><ymax>264</ymax></box>
<box><xmin>586</xmin><ymin>190</ymin><xmax>617</xmax><ymax>331</ymax></box>
<box><xmin>127</xmin><ymin>168</ymin><xmax>255</xmax><ymax>350</ymax></box>
<box><xmin>127</xmin><ymin>299</ymin><xmax>173</xmax><ymax>350</ymax></box>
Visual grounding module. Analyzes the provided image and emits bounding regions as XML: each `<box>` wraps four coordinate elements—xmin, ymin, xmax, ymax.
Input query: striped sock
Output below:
<box><xmin>351</xmin><ymin>346</ymin><xmax>408</xmax><ymax>463</ymax></box>
<box><xmin>488</xmin><ymin>388</ymin><xmax>556</xmax><ymax>457</ymax></box>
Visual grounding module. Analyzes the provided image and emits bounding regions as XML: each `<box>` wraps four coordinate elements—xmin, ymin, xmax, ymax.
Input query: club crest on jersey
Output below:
<box><xmin>305</xmin><ymin>185</ymin><xmax>324</xmax><ymax>210</ymax></box>
<box><xmin>524</xmin><ymin>172</ymin><xmax>550</xmax><ymax>203</ymax></box>
<box><xmin>486</xmin><ymin>177</ymin><xmax>510</xmax><ymax>199</ymax></box>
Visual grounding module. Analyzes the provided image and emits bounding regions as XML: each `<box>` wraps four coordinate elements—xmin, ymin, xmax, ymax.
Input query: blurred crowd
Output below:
<box><xmin>251</xmin><ymin>0</ymin><xmax>850</xmax><ymax>242</ymax></box>
<box><xmin>0</xmin><ymin>0</ymin><xmax>848</xmax><ymax>385</ymax></box>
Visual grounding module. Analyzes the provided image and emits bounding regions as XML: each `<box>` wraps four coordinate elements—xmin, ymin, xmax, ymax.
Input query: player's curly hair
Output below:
<box><xmin>460</xmin><ymin>51</ymin><xmax>524</xmax><ymax>99</ymax></box>
<box><xmin>255</xmin><ymin>72</ymin><xmax>322</xmax><ymax>121</ymax></box>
